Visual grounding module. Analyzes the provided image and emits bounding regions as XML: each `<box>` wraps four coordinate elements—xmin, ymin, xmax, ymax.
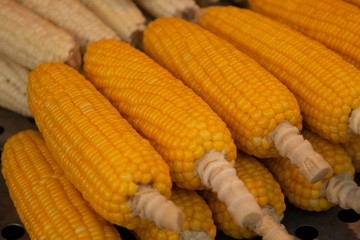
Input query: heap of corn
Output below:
<box><xmin>1</xmin><ymin>0</ymin><xmax>360</xmax><ymax>239</ymax></box>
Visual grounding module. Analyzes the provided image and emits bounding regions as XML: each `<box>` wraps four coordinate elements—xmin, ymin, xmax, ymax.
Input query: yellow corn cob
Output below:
<box><xmin>247</xmin><ymin>0</ymin><xmax>360</xmax><ymax>69</ymax></box>
<box><xmin>203</xmin><ymin>152</ymin><xmax>294</xmax><ymax>240</ymax></box>
<box><xmin>133</xmin><ymin>187</ymin><xmax>217</xmax><ymax>240</ymax></box>
<box><xmin>15</xmin><ymin>0</ymin><xmax>119</xmax><ymax>51</ymax></box>
<box><xmin>143</xmin><ymin>17</ymin><xmax>331</xmax><ymax>184</ymax></box>
<box><xmin>341</xmin><ymin>136</ymin><xmax>360</xmax><ymax>173</ymax></box>
<box><xmin>197</xmin><ymin>6</ymin><xmax>360</xmax><ymax>144</ymax></box>
<box><xmin>0</xmin><ymin>0</ymin><xmax>81</xmax><ymax>70</ymax></box>
<box><xmin>343</xmin><ymin>0</ymin><xmax>360</xmax><ymax>7</ymax></box>
<box><xmin>265</xmin><ymin>129</ymin><xmax>360</xmax><ymax>213</ymax></box>
<box><xmin>0</xmin><ymin>56</ymin><xmax>32</xmax><ymax>117</ymax></box>
<box><xmin>79</xmin><ymin>0</ymin><xmax>145</xmax><ymax>46</ymax></box>
<box><xmin>84</xmin><ymin>39</ymin><xmax>262</xmax><ymax>229</ymax></box>
<box><xmin>2</xmin><ymin>130</ymin><xmax>122</xmax><ymax>240</ymax></box>
<box><xmin>134</xmin><ymin>0</ymin><xmax>199</xmax><ymax>20</ymax></box>
<box><xmin>27</xmin><ymin>62</ymin><xmax>183</xmax><ymax>232</ymax></box>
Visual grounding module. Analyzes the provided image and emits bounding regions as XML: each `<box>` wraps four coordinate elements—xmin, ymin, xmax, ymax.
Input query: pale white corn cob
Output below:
<box><xmin>0</xmin><ymin>0</ymin><xmax>81</xmax><ymax>70</ymax></box>
<box><xmin>0</xmin><ymin>56</ymin><xmax>31</xmax><ymax>117</ymax></box>
<box><xmin>80</xmin><ymin>0</ymin><xmax>146</xmax><ymax>46</ymax></box>
<box><xmin>134</xmin><ymin>0</ymin><xmax>199</xmax><ymax>21</ymax></box>
<box><xmin>15</xmin><ymin>0</ymin><xmax>119</xmax><ymax>51</ymax></box>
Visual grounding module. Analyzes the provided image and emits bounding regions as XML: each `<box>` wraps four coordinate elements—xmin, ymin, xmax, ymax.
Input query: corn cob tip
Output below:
<box><xmin>349</xmin><ymin>107</ymin><xmax>360</xmax><ymax>135</ymax></box>
<box><xmin>325</xmin><ymin>172</ymin><xmax>360</xmax><ymax>213</ymax></box>
<box><xmin>270</xmin><ymin>121</ymin><xmax>331</xmax><ymax>184</ymax></box>
<box><xmin>130</xmin><ymin>185</ymin><xmax>184</xmax><ymax>233</ymax></box>
<box><xmin>197</xmin><ymin>150</ymin><xmax>263</xmax><ymax>228</ymax></box>
<box><xmin>254</xmin><ymin>207</ymin><xmax>296</xmax><ymax>240</ymax></box>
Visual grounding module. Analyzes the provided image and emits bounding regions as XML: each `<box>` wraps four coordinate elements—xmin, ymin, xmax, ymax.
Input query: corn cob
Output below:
<box><xmin>343</xmin><ymin>0</ymin><xmax>360</xmax><ymax>7</ymax></box>
<box><xmin>265</xmin><ymin>129</ymin><xmax>360</xmax><ymax>213</ymax></box>
<box><xmin>0</xmin><ymin>56</ymin><xmax>32</xmax><ymax>117</ymax></box>
<box><xmin>83</xmin><ymin>39</ymin><xmax>262</xmax><ymax>228</ymax></box>
<box><xmin>1</xmin><ymin>130</ymin><xmax>122</xmax><ymax>240</ymax></box>
<box><xmin>133</xmin><ymin>187</ymin><xmax>217</xmax><ymax>240</ymax></box>
<box><xmin>79</xmin><ymin>0</ymin><xmax>145</xmax><ymax>46</ymax></box>
<box><xmin>27</xmin><ymin>62</ymin><xmax>183</xmax><ymax>232</ymax></box>
<box><xmin>143</xmin><ymin>17</ymin><xmax>331</xmax><ymax>184</ymax></box>
<box><xmin>15</xmin><ymin>0</ymin><xmax>119</xmax><ymax>51</ymax></box>
<box><xmin>203</xmin><ymin>152</ymin><xmax>294</xmax><ymax>240</ymax></box>
<box><xmin>134</xmin><ymin>0</ymin><xmax>199</xmax><ymax>21</ymax></box>
<box><xmin>0</xmin><ymin>0</ymin><xmax>81</xmax><ymax>70</ymax></box>
<box><xmin>247</xmin><ymin>0</ymin><xmax>360</xmax><ymax>69</ymax></box>
<box><xmin>341</xmin><ymin>136</ymin><xmax>360</xmax><ymax>173</ymax></box>
<box><xmin>197</xmin><ymin>6</ymin><xmax>360</xmax><ymax>144</ymax></box>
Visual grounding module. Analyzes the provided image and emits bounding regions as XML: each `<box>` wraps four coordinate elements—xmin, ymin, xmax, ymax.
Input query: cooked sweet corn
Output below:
<box><xmin>2</xmin><ymin>130</ymin><xmax>122</xmax><ymax>240</ymax></box>
<box><xmin>343</xmin><ymin>0</ymin><xmax>360</xmax><ymax>7</ymax></box>
<box><xmin>203</xmin><ymin>152</ymin><xmax>294</xmax><ymax>240</ymax></box>
<box><xmin>27</xmin><ymin>62</ymin><xmax>183</xmax><ymax>232</ymax></box>
<box><xmin>0</xmin><ymin>56</ymin><xmax>31</xmax><ymax>117</ymax></box>
<box><xmin>342</xmin><ymin>136</ymin><xmax>360</xmax><ymax>173</ymax></box>
<box><xmin>133</xmin><ymin>187</ymin><xmax>216</xmax><ymax>240</ymax></box>
<box><xmin>197</xmin><ymin>6</ymin><xmax>360</xmax><ymax>144</ymax></box>
<box><xmin>15</xmin><ymin>0</ymin><xmax>119</xmax><ymax>51</ymax></box>
<box><xmin>143</xmin><ymin>17</ymin><xmax>330</xmax><ymax>184</ymax></box>
<box><xmin>0</xmin><ymin>0</ymin><xmax>81</xmax><ymax>69</ymax></box>
<box><xmin>247</xmin><ymin>0</ymin><xmax>360</xmax><ymax>69</ymax></box>
<box><xmin>265</xmin><ymin>129</ymin><xmax>360</xmax><ymax>213</ymax></box>
<box><xmin>84</xmin><ymin>39</ymin><xmax>262</xmax><ymax>229</ymax></box>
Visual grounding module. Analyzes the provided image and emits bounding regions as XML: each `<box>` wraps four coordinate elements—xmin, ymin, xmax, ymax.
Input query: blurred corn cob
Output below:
<box><xmin>83</xmin><ymin>39</ymin><xmax>262</xmax><ymax>229</ymax></box>
<box><xmin>27</xmin><ymin>62</ymin><xmax>183</xmax><ymax>232</ymax></box>
<box><xmin>0</xmin><ymin>0</ymin><xmax>81</xmax><ymax>69</ymax></box>
<box><xmin>15</xmin><ymin>0</ymin><xmax>119</xmax><ymax>52</ymax></box>
<box><xmin>80</xmin><ymin>0</ymin><xmax>145</xmax><ymax>46</ymax></box>
<box><xmin>2</xmin><ymin>130</ymin><xmax>122</xmax><ymax>240</ymax></box>
<box><xmin>247</xmin><ymin>0</ymin><xmax>360</xmax><ymax>69</ymax></box>
<box><xmin>343</xmin><ymin>0</ymin><xmax>360</xmax><ymax>7</ymax></box>
<box><xmin>197</xmin><ymin>6</ymin><xmax>360</xmax><ymax>144</ymax></box>
<box><xmin>342</xmin><ymin>136</ymin><xmax>360</xmax><ymax>173</ymax></box>
<box><xmin>143</xmin><ymin>17</ymin><xmax>330</xmax><ymax>184</ymax></box>
<box><xmin>133</xmin><ymin>187</ymin><xmax>217</xmax><ymax>240</ymax></box>
<box><xmin>134</xmin><ymin>0</ymin><xmax>199</xmax><ymax>21</ymax></box>
<box><xmin>203</xmin><ymin>152</ymin><xmax>294</xmax><ymax>240</ymax></box>
<box><xmin>265</xmin><ymin>129</ymin><xmax>360</xmax><ymax>213</ymax></box>
<box><xmin>0</xmin><ymin>56</ymin><xmax>31</xmax><ymax>117</ymax></box>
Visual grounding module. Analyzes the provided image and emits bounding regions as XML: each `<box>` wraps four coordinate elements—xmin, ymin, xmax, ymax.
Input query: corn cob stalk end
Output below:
<box><xmin>325</xmin><ymin>172</ymin><xmax>360</xmax><ymax>213</ymax></box>
<box><xmin>130</xmin><ymin>185</ymin><xmax>184</xmax><ymax>233</ymax></box>
<box><xmin>197</xmin><ymin>150</ymin><xmax>262</xmax><ymax>228</ymax></box>
<box><xmin>270</xmin><ymin>121</ymin><xmax>331</xmax><ymax>184</ymax></box>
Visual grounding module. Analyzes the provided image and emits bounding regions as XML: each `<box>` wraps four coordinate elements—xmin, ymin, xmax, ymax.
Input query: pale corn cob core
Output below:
<box><xmin>80</xmin><ymin>0</ymin><xmax>145</xmax><ymax>46</ymax></box>
<box><xmin>134</xmin><ymin>0</ymin><xmax>199</xmax><ymax>21</ymax></box>
<box><xmin>133</xmin><ymin>187</ymin><xmax>217</xmax><ymax>240</ymax></box>
<box><xmin>0</xmin><ymin>56</ymin><xmax>32</xmax><ymax>117</ymax></box>
<box><xmin>265</xmin><ymin>129</ymin><xmax>357</xmax><ymax>212</ymax></box>
<box><xmin>15</xmin><ymin>0</ymin><xmax>119</xmax><ymax>51</ymax></box>
<box><xmin>143</xmin><ymin>17</ymin><xmax>330</xmax><ymax>184</ymax></box>
<box><xmin>248</xmin><ymin>0</ymin><xmax>360</xmax><ymax>69</ymax></box>
<box><xmin>202</xmin><ymin>152</ymin><xmax>289</xmax><ymax>239</ymax></box>
<box><xmin>342</xmin><ymin>136</ymin><xmax>360</xmax><ymax>172</ymax></box>
<box><xmin>0</xmin><ymin>0</ymin><xmax>81</xmax><ymax>69</ymax></box>
<box><xmin>27</xmin><ymin>62</ymin><xmax>183</xmax><ymax>231</ymax></box>
<box><xmin>84</xmin><ymin>39</ymin><xmax>262</xmax><ymax>228</ymax></box>
<box><xmin>1</xmin><ymin>130</ymin><xmax>122</xmax><ymax>239</ymax></box>
<box><xmin>197</xmin><ymin>6</ymin><xmax>360</xmax><ymax>144</ymax></box>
